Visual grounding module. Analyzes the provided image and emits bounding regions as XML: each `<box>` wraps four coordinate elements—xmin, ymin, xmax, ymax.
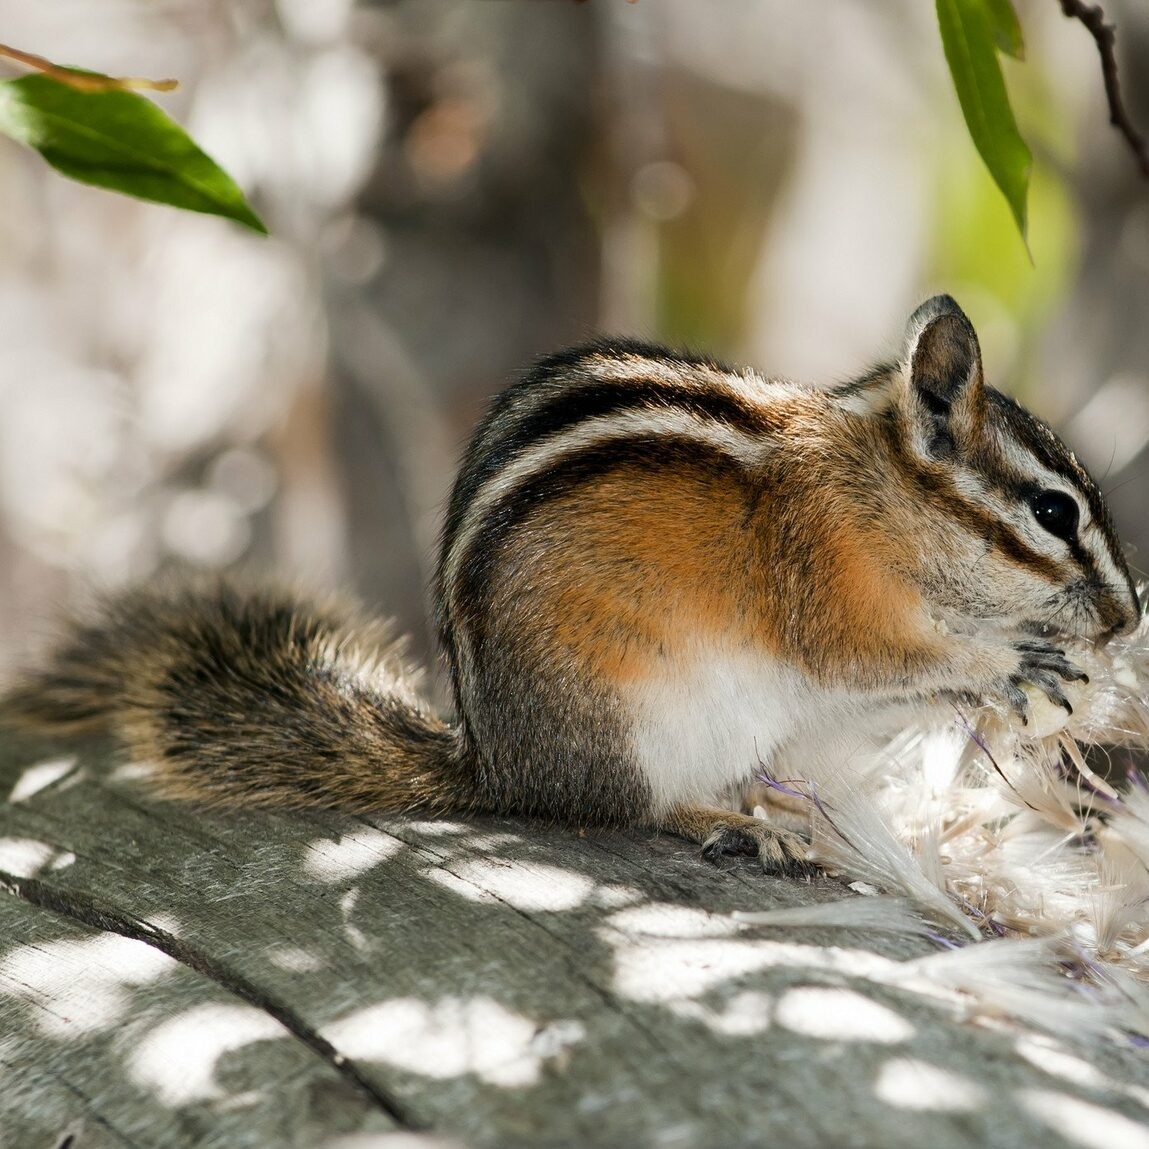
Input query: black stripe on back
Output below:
<box><xmin>438</xmin><ymin>340</ymin><xmax>774</xmax><ymax>577</ymax></box>
<box><xmin>448</xmin><ymin>433</ymin><xmax>754</xmax><ymax>651</ymax></box>
<box><xmin>835</xmin><ymin>359</ymin><xmax>898</xmax><ymax>397</ymax></box>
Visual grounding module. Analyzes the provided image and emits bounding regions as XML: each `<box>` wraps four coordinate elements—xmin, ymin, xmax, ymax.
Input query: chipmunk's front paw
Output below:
<box><xmin>1004</xmin><ymin>640</ymin><xmax>1089</xmax><ymax>721</ymax></box>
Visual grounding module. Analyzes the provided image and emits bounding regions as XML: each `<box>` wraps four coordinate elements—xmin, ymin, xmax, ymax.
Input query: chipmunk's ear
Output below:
<box><xmin>902</xmin><ymin>294</ymin><xmax>985</xmax><ymax>457</ymax></box>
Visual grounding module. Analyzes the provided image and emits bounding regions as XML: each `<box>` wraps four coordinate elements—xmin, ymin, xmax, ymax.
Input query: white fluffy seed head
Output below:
<box><xmin>751</xmin><ymin>591</ymin><xmax>1149</xmax><ymax>1037</ymax></box>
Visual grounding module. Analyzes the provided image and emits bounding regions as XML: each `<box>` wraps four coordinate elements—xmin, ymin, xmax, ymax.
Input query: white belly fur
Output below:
<box><xmin>627</xmin><ymin>647</ymin><xmax>817</xmax><ymax>812</ymax></box>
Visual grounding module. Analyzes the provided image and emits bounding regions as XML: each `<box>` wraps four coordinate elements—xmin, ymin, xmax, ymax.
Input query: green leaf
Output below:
<box><xmin>936</xmin><ymin>0</ymin><xmax>1032</xmax><ymax>242</ymax></box>
<box><xmin>0</xmin><ymin>73</ymin><xmax>266</xmax><ymax>234</ymax></box>
<box><xmin>984</xmin><ymin>0</ymin><xmax>1025</xmax><ymax>60</ymax></box>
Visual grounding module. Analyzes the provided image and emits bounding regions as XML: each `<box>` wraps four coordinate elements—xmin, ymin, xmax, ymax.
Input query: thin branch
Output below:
<box><xmin>0</xmin><ymin>43</ymin><xmax>178</xmax><ymax>94</ymax></box>
<box><xmin>1058</xmin><ymin>0</ymin><xmax>1149</xmax><ymax>179</ymax></box>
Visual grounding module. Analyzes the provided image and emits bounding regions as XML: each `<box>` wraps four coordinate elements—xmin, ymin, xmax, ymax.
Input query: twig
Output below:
<box><xmin>0</xmin><ymin>43</ymin><xmax>177</xmax><ymax>93</ymax></box>
<box><xmin>1058</xmin><ymin>0</ymin><xmax>1149</xmax><ymax>178</ymax></box>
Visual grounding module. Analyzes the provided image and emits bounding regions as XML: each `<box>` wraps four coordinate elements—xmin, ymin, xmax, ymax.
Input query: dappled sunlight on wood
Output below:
<box><xmin>302</xmin><ymin>828</ymin><xmax>404</xmax><ymax>882</ymax></box>
<box><xmin>603</xmin><ymin>934</ymin><xmax>902</xmax><ymax>1004</ymax></box>
<box><xmin>873</xmin><ymin>1058</ymin><xmax>986</xmax><ymax>1112</ymax></box>
<box><xmin>7</xmin><ymin>755</ymin><xmax>75</xmax><ymax>803</ymax></box>
<box><xmin>1</xmin><ymin>931</ymin><xmax>177</xmax><ymax>1037</ymax></box>
<box><xmin>667</xmin><ymin>988</ymin><xmax>772</xmax><ymax>1036</ymax></box>
<box><xmin>264</xmin><ymin>944</ymin><xmax>323</xmax><ymax>975</ymax></box>
<box><xmin>1019</xmin><ymin>1091</ymin><xmax>1149</xmax><ymax>1149</ymax></box>
<box><xmin>126</xmin><ymin>1002</ymin><xmax>289</xmax><ymax>1105</ymax></box>
<box><xmin>773</xmin><ymin>986</ymin><xmax>915</xmax><ymax>1044</ymax></box>
<box><xmin>324</xmin><ymin>997</ymin><xmax>585</xmax><ymax>1089</ymax></box>
<box><xmin>421</xmin><ymin>858</ymin><xmax>595</xmax><ymax>913</ymax></box>
<box><xmin>0</xmin><ymin>836</ymin><xmax>55</xmax><ymax>876</ymax></box>
<box><xmin>603</xmin><ymin>902</ymin><xmax>743</xmax><ymax>939</ymax></box>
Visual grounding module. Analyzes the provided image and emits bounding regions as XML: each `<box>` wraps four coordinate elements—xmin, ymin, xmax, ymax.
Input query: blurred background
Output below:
<box><xmin>0</xmin><ymin>0</ymin><xmax>1146</xmax><ymax>692</ymax></box>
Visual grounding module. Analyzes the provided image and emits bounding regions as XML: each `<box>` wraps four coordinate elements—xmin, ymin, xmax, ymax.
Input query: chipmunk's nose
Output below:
<box><xmin>1118</xmin><ymin>580</ymin><xmax>1142</xmax><ymax>635</ymax></box>
<box><xmin>1095</xmin><ymin>582</ymin><xmax>1142</xmax><ymax>645</ymax></box>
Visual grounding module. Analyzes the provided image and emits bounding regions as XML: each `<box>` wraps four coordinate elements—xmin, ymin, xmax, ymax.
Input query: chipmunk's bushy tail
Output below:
<box><xmin>1</xmin><ymin>582</ymin><xmax>481</xmax><ymax>814</ymax></box>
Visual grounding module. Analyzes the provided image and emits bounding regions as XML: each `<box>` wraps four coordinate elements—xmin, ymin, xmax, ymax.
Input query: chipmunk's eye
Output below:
<box><xmin>1030</xmin><ymin>490</ymin><xmax>1079</xmax><ymax>542</ymax></box>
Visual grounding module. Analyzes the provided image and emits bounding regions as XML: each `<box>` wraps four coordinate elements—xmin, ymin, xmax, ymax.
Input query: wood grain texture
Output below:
<box><xmin>3</xmin><ymin>732</ymin><xmax>1149</xmax><ymax>1149</ymax></box>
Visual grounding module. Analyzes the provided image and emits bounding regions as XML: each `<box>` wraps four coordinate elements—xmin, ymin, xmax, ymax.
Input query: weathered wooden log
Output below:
<box><xmin>3</xmin><ymin>732</ymin><xmax>1149</xmax><ymax>1148</ymax></box>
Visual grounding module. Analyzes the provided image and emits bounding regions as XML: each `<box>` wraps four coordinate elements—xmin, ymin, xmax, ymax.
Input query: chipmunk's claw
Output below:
<box><xmin>1006</xmin><ymin>640</ymin><xmax>1087</xmax><ymax>720</ymax></box>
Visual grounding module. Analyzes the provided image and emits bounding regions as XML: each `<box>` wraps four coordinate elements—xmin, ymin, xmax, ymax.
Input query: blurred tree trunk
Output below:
<box><xmin>331</xmin><ymin>1</ymin><xmax>603</xmax><ymax>677</ymax></box>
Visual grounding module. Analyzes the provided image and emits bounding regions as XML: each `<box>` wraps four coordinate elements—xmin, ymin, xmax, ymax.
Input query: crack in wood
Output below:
<box><xmin>371</xmin><ymin>821</ymin><xmax>752</xmax><ymax>1125</ymax></box>
<box><xmin>0</xmin><ymin>869</ymin><xmax>423</xmax><ymax>1132</ymax></box>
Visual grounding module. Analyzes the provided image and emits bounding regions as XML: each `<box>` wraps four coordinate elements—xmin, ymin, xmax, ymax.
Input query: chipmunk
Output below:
<box><xmin>4</xmin><ymin>296</ymin><xmax>1139</xmax><ymax>870</ymax></box>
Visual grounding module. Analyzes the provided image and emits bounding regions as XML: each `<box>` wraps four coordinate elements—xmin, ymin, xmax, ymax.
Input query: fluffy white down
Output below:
<box><xmin>741</xmin><ymin>599</ymin><xmax>1149</xmax><ymax>1041</ymax></box>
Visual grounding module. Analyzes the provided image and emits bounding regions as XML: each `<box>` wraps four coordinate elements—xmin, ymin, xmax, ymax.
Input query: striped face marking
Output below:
<box><xmin>965</xmin><ymin>393</ymin><xmax>1139</xmax><ymax>635</ymax></box>
<box><xmin>875</xmin><ymin>395</ymin><xmax>1138</xmax><ymax>636</ymax></box>
<box><xmin>889</xmin><ymin>298</ymin><xmax>1138</xmax><ymax>638</ymax></box>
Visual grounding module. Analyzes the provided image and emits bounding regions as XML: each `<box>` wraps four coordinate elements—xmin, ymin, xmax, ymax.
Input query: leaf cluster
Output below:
<box><xmin>0</xmin><ymin>58</ymin><xmax>265</xmax><ymax>234</ymax></box>
<box><xmin>0</xmin><ymin>10</ymin><xmax>1142</xmax><ymax>247</ymax></box>
<box><xmin>936</xmin><ymin>0</ymin><xmax>1031</xmax><ymax>244</ymax></box>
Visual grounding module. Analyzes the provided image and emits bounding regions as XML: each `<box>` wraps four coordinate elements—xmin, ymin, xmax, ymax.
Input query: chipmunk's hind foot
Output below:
<box><xmin>661</xmin><ymin>802</ymin><xmax>812</xmax><ymax>876</ymax></box>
